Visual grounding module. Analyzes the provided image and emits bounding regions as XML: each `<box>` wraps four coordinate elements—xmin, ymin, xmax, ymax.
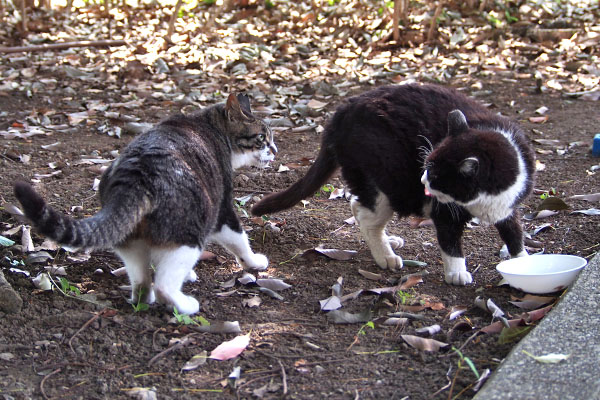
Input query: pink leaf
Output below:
<box><xmin>209</xmin><ymin>334</ymin><xmax>250</xmax><ymax>361</ymax></box>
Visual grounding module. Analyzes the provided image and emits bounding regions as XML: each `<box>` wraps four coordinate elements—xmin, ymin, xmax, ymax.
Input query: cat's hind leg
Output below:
<box><xmin>115</xmin><ymin>240</ymin><xmax>155</xmax><ymax>305</ymax></box>
<box><xmin>210</xmin><ymin>225</ymin><xmax>268</xmax><ymax>271</ymax></box>
<box><xmin>152</xmin><ymin>245</ymin><xmax>201</xmax><ymax>315</ymax></box>
<box><xmin>351</xmin><ymin>193</ymin><xmax>403</xmax><ymax>271</ymax></box>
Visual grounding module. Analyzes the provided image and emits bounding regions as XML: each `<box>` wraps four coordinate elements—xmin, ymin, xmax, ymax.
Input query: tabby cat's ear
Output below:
<box><xmin>226</xmin><ymin>93</ymin><xmax>253</xmax><ymax>121</ymax></box>
<box><xmin>459</xmin><ymin>156</ymin><xmax>479</xmax><ymax>176</ymax></box>
<box><xmin>447</xmin><ymin>109</ymin><xmax>469</xmax><ymax>137</ymax></box>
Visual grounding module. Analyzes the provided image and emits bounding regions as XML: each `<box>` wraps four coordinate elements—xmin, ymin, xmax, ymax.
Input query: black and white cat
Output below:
<box><xmin>252</xmin><ymin>84</ymin><xmax>535</xmax><ymax>285</ymax></box>
<box><xmin>15</xmin><ymin>93</ymin><xmax>276</xmax><ymax>314</ymax></box>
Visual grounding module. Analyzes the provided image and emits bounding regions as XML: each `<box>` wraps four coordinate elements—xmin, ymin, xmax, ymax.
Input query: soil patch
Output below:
<box><xmin>1</xmin><ymin>79</ymin><xmax>599</xmax><ymax>399</ymax></box>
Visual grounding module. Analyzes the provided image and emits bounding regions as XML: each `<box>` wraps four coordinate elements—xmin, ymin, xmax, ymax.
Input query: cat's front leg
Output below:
<box><xmin>433</xmin><ymin>212</ymin><xmax>472</xmax><ymax>285</ymax></box>
<box><xmin>495</xmin><ymin>213</ymin><xmax>528</xmax><ymax>258</ymax></box>
<box><xmin>210</xmin><ymin>225</ymin><xmax>268</xmax><ymax>271</ymax></box>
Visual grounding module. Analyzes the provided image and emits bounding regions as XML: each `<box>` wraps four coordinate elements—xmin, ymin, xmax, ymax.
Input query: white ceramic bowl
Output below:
<box><xmin>496</xmin><ymin>254</ymin><xmax>587</xmax><ymax>294</ymax></box>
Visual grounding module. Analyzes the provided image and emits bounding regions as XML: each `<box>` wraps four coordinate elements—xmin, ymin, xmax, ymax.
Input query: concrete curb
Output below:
<box><xmin>474</xmin><ymin>252</ymin><xmax>600</xmax><ymax>400</ymax></box>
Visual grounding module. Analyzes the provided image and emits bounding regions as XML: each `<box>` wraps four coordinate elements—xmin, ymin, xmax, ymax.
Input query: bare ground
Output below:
<box><xmin>1</xmin><ymin>78</ymin><xmax>599</xmax><ymax>399</ymax></box>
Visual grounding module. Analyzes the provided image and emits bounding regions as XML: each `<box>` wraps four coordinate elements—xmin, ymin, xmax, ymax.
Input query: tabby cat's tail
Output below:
<box><xmin>14</xmin><ymin>181</ymin><xmax>151</xmax><ymax>250</ymax></box>
<box><xmin>251</xmin><ymin>144</ymin><xmax>338</xmax><ymax>216</ymax></box>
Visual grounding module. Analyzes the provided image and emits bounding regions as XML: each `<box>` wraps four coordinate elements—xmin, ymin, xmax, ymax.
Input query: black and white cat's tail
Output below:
<box><xmin>251</xmin><ymin>144</ymin><xmax>338</xmax><ymax>216</ymax></box>
<box><xmin>14</xmin><ymin>181</ymin><xmax>151</xmax><ymax>250</ymax></box>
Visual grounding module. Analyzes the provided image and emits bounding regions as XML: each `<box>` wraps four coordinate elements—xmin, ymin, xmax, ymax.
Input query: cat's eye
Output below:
<box><xmin>258</xmin><ymin>134</ymin><xmax>265</xmax><ymax>141</ymax></box>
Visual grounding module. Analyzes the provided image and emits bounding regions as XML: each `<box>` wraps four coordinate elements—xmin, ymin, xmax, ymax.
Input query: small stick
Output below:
<box><xmin>278</xmin><ymin>360</ymin><xmax>288</xmax><ymax>395</ymax></box>
<box><xmin>0</xmin><ymin>40</ymin><xmax>127</xmax><ymax>54</ymax></box>
<box><xmin>40</xmin><ymin>368</ymin><xmax>61</xmax><ymax>400</ymax></box>
<box><xmin>69</xmin><ymin>311</ymin><xmax>103</xmax><ymax>354</ymax></box>
<box><xmin>148</xmin><ymin>335</ymin><xmax>194</xmax><ymax>366</ymax></box>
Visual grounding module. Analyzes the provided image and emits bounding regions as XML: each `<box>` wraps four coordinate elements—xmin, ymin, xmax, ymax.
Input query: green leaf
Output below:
<box><xmin>536</xmin><ymin>196</ymin><xmax>570</xmax><ymax>211</ymax></box>
<box><xmin>402</xmin><ymin>260</ymin><xmax>427</xmax><ymax>267</ymax></box>
<box><xmin>498</xmin><ymin>326</ymin><xmax>531</xmax><ymax>344</ymax></box>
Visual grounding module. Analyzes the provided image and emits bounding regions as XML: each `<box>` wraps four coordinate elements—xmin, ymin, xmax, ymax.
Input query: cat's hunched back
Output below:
<box><xmin>252</xmin><ymin>84</ymin><xmax>535</xmax><ymax>285</ymax></box>
<box><xmin>15</xmin><ymin>93</ymin><xmax>277</xmax><ymax>314</ymax></box>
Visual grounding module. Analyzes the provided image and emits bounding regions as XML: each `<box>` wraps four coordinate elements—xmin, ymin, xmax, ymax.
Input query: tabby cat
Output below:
<box><xmin>252</xmin><ymin>84</ymin><xmax>535</xmax><ymax>285</ymax></box>
<box><xmin>15</xmin><ymin>93</ymin><xmax>276</xmax><ymax>314</ymax></box>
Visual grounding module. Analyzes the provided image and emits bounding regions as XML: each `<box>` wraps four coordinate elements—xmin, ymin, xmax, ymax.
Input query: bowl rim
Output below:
<box><xmin>496</xmin><ymin>254</ymin><xmax>588</xmax><ymax>277</ymax></box>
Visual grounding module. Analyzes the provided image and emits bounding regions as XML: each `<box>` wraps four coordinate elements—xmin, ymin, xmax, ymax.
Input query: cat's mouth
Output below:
<box><xmin>258</xmin><ymin>147</ymin><xmax>276</xmax><ymax>168</ymax></box>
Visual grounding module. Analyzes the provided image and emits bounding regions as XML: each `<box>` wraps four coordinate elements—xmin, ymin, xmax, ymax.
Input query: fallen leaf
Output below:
<box><xmin>192</xmin><ymin>321</ymin><xmax>241</xmax><ymax>334</ymax></box>
<box><xmin>569</xmin><ymin>193</ymin><xmax>600</xmax><ymax>202</ymax></box>
<box><xmin>277</xmin><ymin>164</ymin><xmax>290</xmax><ymax>172</ymax></box>
<box><xmin>21</xmin><ymin>226</ymin><xmax>35</xmax><ymax>252</ymax></box>
<box><xmin>242</xmin><ymin>296</ymin><xmax>262</xmax><ymax>308</ymax></box>
<box><xmin>256</xmin><ymin>278</ymin><xmax>291</xmax><ymax>291</ymax></box>
<box><xmin>448</xmin><ymin>306</ymin><xmax>468</xmax><ymax>320</ymax></box>
<box><xmin>401</xmin><ymin>335</ymin><xmax>448</xmax><ymax>352</ymax></box>
<box><xmin>327</xmin><ymin>309</ymin><xmax>372</xmax><ymax>324</ymax></box>
<box><xmin>238</xmin><ymin>273</ymin><xmax>257</xmax><ymax>285</ymax></box>
<box><xmin>522</xmin><ymin>350</ymin><xmax>570</xmax><ymax>363</ymax></box>
<box><xmin>524</xmin><ymin>210</ymin><xmax>559</xmax><ymax>220</ymax></box>
<box><xmin>258</xmin><ymin>287</ymin><xmax>284</xmax><ymax>300</ymax></box>
<box><xmin>529</xmin><ymin>115</ymin><xmax>549</xmax><ymax>123</ymax></box>
<box><xmin>209</xmin><ymin>333</ymin><xmax>250</xmax><ymax>361</ymax></box>
<box><xmin>303</xmin><ymin>247</ymin><xmax>357</xmax><ymax>261</ymax></box>
<box><xmin>415</xmin><ymin>324</ymin><xmax>441</xmax><ymax>336</ymax></box>
<box><xmin>474</xmin><ymin>296</ymin><xmax>505</xmax><ymax>318</ymax></box>
<box><xmin>536</xmin><ymin>196</ymin><xmax>569</xmax><ymax>211</ymax></box>
<box><xmin>571</xmin><ymin>208</ymin><xmax>600</xmax><ymax>216</ymax></box>
<box><xmin>358</xmin><ymin>269</ymin><xmax>383</xmax><ymax>281</ymax></box>
<box><xmin>181</xmin><ymin>350</ymin><xmax>208</xmax><ymax>371</ymax></box>
<box><xmin>402</xmin><ymin>260</ymin><xmax>428</xmax><ymax>267</ymax></box>
<box><xmin>319</xmin><ymin>295</ymin><xmax>342</xmax><ymax>311</ymax></box>
<box><xmin>32</xmin><ymin>273</ymin><xmax>52</xmax><ymax>291</ymax></box>
<box><xmin>0</xmin><ymin>235</ymin><xmax>15</xmax><ymax>247</ymax></box>
<box><xmin>509</xmin><ymin>294</ymin><xmax>555</xmax><ymax>310</ymax></box>
<box><xmin>382</xmin><ymin>317</ymin><xmax>409</xmax><ymax>326</ymax></box>
<box><xmin>26</xmin><ymin>251</ymin><xmax>53</xmax><ymax>264</ymax></box>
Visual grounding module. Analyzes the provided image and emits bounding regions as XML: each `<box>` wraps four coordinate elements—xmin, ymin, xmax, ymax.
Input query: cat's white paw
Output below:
<box><xmin>514</xmin><ymin>250</ymin><xmax>528</xmax><ymax>258</ymax></box>
<box><xmin>172</xmin><ymin>296</ymin><xmax>200</xmax><ymax>315</ymax></box>
<box><xmin>241</xmin><ymin>253</ymin><xmax>269</xmax><ymax>271</ymax></box>
<box><xmin>387</xmin><ymin>235</ymin><xmax>405</xmax><ymax>250</ymax></box>
<box><xmin>185</xmin><ymin>270</ymin><xmax>198</xmax><ymax>282</ymax></box>
<box><xmin>375</xmin><ymin>255</ymin><xmax>403</xmax><ymax>271</ymax></box>
<box><xmin>444</xmin><ymin>270</ymin><xmax>473</xmax><ymax>285</ymax></box>
<box><xmin>441</xmin><ymin>253</ymin><xmax>472</xmax><ymax>285</ymax></box>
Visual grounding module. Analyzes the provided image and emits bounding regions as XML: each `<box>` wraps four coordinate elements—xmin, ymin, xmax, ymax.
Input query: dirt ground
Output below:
<box><xmin>1</xmin><ymin>76</ymin><xmax>599</xmax><ymax>400</ymax></box>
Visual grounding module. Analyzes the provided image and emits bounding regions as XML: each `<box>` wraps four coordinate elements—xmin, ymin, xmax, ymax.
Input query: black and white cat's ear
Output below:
<box><xmin>459</xmin><ymin>156</ymin><xmax>479</xmax><ymax>176</ymax></box>
<box><xmin>447</xmin><ymin>110</ymin><xmax>469</xmax><ymax>137</ymax></box>
<box><xmin>226</xmin><ymin>93</ymin><xmax>253</xmax><ymax>121</ymax></box>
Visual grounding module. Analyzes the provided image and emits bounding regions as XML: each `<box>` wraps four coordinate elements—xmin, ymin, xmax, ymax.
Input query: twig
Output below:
<box><xmin>0</xmin><ymin>40</ymin><xmax>127</xmax><ymax>54</ymax></box>
<box><xmin>68</xmin><ymin>311</ymin><xmax>103</xmax><ymax>354</ymax></box>
<box><xmin>427</xmin><ymin>1</ymin><xmax>444</xmax><ymax>42</ymax></box>
<box><xmin>278</xmin><ymin>360</ymin><xmax>288</xmax><ymax>395</ymax></box>
<box><xmin>447</xmin><ymin>366</ymin><xmax>460</xmax><ymax>400</ymax></box>
<box><xmin>236</xmin><ymin>373</ymin><xmax>279</xmax><ymax>391</ymax></box>
<box><xmin>148</xmin><ymin>334</ymin><xmax>194</xmax><ymax>366</ymax></box>
<box><xmin>40</xmin><ymin>368</ymin><xmax>61</xmax><ymax>400</ymax></box>
<box><xmin>429</xmin><ymin>367</ymin><xmax>452</xmax><ymax>398</ymax></box>
<box><xmin>439</xmin><ymin>331</ymin><xmax>481</xmax><ymax>358</ymax></box>
<box><xmin>233</xmin><ymin>189</ymin><xmax>271</xmax><ymax>194</ymax></box>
